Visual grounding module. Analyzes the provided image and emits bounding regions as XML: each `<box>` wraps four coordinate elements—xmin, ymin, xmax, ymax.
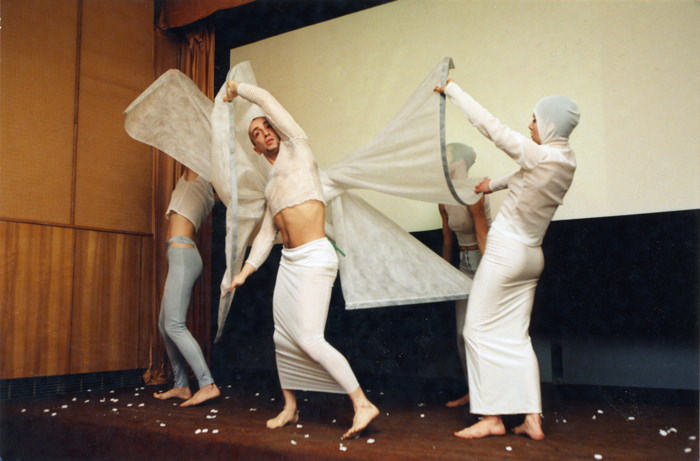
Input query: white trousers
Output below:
<box><xmin>273</xmin><ymin>238</ymin><xmax>360</xmax><ymax>394</ymax></box>
<box><xmin>464</xmin><ymin>230</ymin><xmax>544</xmax><ymax>415</ymax></box>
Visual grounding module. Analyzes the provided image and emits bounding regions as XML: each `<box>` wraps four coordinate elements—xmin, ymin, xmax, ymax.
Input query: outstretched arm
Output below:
<box><xmin>435</xmin><ymin>80</ymin><xmax>543</xmax><ymax>170</ymax></box>
<box><xmin>225</xmin><ymin>80</ymin><xmax>306</xmax><ymax>140</ymax></box>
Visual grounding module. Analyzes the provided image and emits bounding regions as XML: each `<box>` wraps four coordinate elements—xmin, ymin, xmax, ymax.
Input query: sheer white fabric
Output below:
<box><xmin>124</xmin><ymin>59</ymin><xmax>483</xmax><ymax>341</ymax></box>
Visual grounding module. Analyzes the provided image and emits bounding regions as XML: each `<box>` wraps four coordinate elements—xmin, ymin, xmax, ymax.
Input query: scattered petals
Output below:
<box><xmin>296</xmin><ymin>424</ymin><xmax>303</xmax><ymax>429</ymax></box>
<box><xmin>249</xmin><ymin>408</ymin><xmax>257</xmax><ymax>412</ymax></box>
<box><xmin>659</xmin><ymin>429</ymin><xmax>668</xmax><ymax>437</ymax></box>
<box><xmin>689</xmin><ymin>435</ymin><xmax>697</xmax><ymax>440</ymax></box>
<box><xmin>339</xmin><ymin>443</ymin><xmax>347</xmax><ymax>452</ymax></box>
<box><xmin>597</xmin><ymin>409</ymin><xmax>604</xmax><ymax>414</ymax></box>
<box><xmin>127</xmin><ymin>403</ymin><xmax>133</xmax><ymax>407</ymax></box>
<box><xmin>594</xmin><ymin>455</ymin><xmax>603</xmax><ymax>460</ymax></box>
<box><xmin>505</xmin><ymin>446</ymin><xmax>512</xmax><ymax>452</ymax></box>
<box><xmin>72</xmin><ymin>397</ymin><xmax>77</xmax><ymax>402</ymax></box>
<box><xmin>627</xmin><ymin>416</ymin><xmax>635</xmax><ymax>421</ymax></box>
<box><xmin>367</xmin><ymin>438</ymin><xmax>376</xmax><ymax>444</ymax></box>
<box><xmin>51</xmin><ymin>412</ymin><xmax>57</xmax><ymax>417</ymax></box>
<box><xmin>160</xmin><ymin>423</ymin><xmax>166</xmax><ymax>427</ymax></box>
<box><xmin>290</xmin><ymin>440</ymin><xmax>297</xmax><ymax>445</ymax></box>
<box><xmin>202</xmin><ymin>428</ymin><xmax>209</xmax><ymax>433</ymax></box>
<box><xmin>21</xmin><ymin>409</ymin><xmax>27</xmax><ymax>413</ymax></box>
<box><xmin>304</xmin><ymin>434</ymin><xmax>310</xmax><ymax>439</ymax></box>
<box><xmin>138</xmin><ymin>403</ymin><xmax>145</xmax><ymax>407</ymax></box>
<box><xmin>195</xmin><ymin>429</ymin><xmax>202</xmax><ymax>434</ymax></box>
<box><xmin>685</xmin><ymin>448</ymin><xmax>692</xmax><ymax>453</ymax></box>
<box><xmin>212</xmin><ymin>429</ymin><xmax>219</xmax><ymax>434</ymax></box>
<box><xmin>420</xmin><ymin>414</ymin><xmax>425</xmax><ymax>418</ymax></box>
<box><xmin>210</xmin><ymin>409</ymin><xmax>218</xmax><ymax>413</ymax></box>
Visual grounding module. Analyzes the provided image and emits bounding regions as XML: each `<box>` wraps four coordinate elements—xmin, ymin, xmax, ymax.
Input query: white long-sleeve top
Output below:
<box><xmin>237</xmin><ymin>83</ymin><xmax>326</xmax><ymax>269</ymax></box>
<box><xmin>445</xmin><ymin>82</ymin><xmax>576</xmax><ymax>247</ymax></box>
<box><xmin>166</xmin><ymin>174</ymin><xmax>215</xmax><ymax>231</ymax></box>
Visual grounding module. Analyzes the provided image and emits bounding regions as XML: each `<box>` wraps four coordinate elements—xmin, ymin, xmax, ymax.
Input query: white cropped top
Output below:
<box><xmin>444</xmin><ymin>194</ymin><xmax>492</xmax><ymax>247</ymax></box>
<box><xmin>166</xmin><ymin>175</ymin><xmax>215</xmax><ymax>231</ymax></box>
<box><xmin>237</xmin><ymin>83</ymin><xmax>326</xmax><ymax>269</ymax></box>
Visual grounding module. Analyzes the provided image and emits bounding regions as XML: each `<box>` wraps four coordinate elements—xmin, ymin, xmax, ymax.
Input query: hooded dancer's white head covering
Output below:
<box><xmin>446</xmin><ymin>142</ymin><xmax>476</xmax><ymax>180</ymax></box>
<box><xmin>533</xmin><ymin>95</ymin><xmax>580</xmax><ymax>145</ymax></box>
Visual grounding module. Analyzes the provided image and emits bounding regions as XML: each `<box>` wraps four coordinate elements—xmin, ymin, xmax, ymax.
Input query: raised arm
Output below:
<box><xmin>226</xmin><ymin>81</ymin><xmax>306</xmax><ymax>140</ymax></box>
<box><xmin>435</xmin><ymin>81</ymin><xmax>543</xmax><ymax>170</ymax></box>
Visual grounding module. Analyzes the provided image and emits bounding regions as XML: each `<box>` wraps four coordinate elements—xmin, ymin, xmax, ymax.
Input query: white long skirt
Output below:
<box><xmin>464</xmin><ymin>230</ymin><xmax>544</xmax><ymax>415</ymax></box>
<box><xmin>273</xmin><ymin>238</ymin><xmax>360</xmax><ymax>394</ymax></box>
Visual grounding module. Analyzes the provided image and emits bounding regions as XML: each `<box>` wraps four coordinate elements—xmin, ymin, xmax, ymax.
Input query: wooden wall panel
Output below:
<box><xmin>0</xmin><ymin>0</ymin><xmax>78</xmax><ymax>224</ymax></box>
<box><xmin>0</xmin><ymin>222</ymin><xmax>74</xmax><ymax>379</ymax></box>
<box><xmin>137</xmin><ymin>236</ymin><xmax>155</xmax><ymax>369</ymax></box>
<box><xmin>74</xmin><ymin>0</ymin><xmax>153</xmax><ymax>233</ymax></box>
<box><xmin>69</xmin><ymin>230</ymin><xmax>143</xmax><ymax>374</ymax></box>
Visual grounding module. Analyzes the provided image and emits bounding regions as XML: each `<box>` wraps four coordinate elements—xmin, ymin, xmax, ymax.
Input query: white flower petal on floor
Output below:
<box><xmin>597</xmin><ymin>409</ymin><xmax>604</xmax><ymax>414</ymax></box>
<box><xmin>505</xmin><ymin>446</ymin><xmax>512</xmax><ymax>452</ymax></box>
<box><xmin>296</xmin><ymin>424</ymin><xmax>303</xmax><ymax>428</ymax></box>
<box><xmin>685</xmin><ymin>448</ymin><xmax>692</xmax><ymax>453</ymax></box>
<box><xmin>367</xmin><ymin>438</ymin><xmax>375</xmax><ymax>444</ymax></box>
<box><xmin>339</xmin><ymin>443</ymin><xmax>347</xmax><ymax>452</ymax></box>
<box><xmin>659</xmin><ymin>429</ymin><xmax>668</xmax><ymax>437</ymax></box>
<box><xmin>195</xmin><ymin>429</ymin><xmax>202</xmax><ymax>434</ymax></box>
<box><xmin>212</xmin><ymin>429</ymin><xmax>219</xmax><ymax>434</ymax></box>
<box><xmin>249</xmin><ymin>408</ymin><xmax>257</xmax><ymax>412</ymax></box>
<box><xmin>593</xmin><ymin>454</ymin><xmax>603</xmax><ymax>460</ymax></box>
<box><xmin>290</xmin><ymin>440</ymin><xmax>297</xmax><ymax>445</ymax></box>
<box><xmin>627</xmin><ymin>416</ymin><xmax>635</xmax><ymax>421</ymax></box>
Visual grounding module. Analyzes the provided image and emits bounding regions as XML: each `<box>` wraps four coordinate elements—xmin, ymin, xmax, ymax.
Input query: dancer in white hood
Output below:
<box><xmin>438</xmin><ymin>143</ymin><xmax>491</xmax><ymax>408</ymax></box>
<box><xmin>435</xmin><ymin>79</ymin><xmax>580</xmax><ymax>440</ymax></box>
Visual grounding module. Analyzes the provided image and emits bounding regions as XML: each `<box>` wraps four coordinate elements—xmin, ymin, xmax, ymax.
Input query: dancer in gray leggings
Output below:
<box><xmin>154</xmin><ymin>169</ymin><xmax>220</xmax><ymax>407</ymax></box>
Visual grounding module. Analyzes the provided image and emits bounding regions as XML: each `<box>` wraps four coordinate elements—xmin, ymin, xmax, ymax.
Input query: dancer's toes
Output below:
<box><xmin>512</xmin><ymin>414</ymin><xmax>545</xmax><ymax>440</ymax></box>
<box><xmin>153</xmin><ymin>387</ymin><xmax>192</xmax><ymax>401</ymax></box>
<box><xmin>445</xmin><ymin>393</ymin><xmax>470</xmax><ymax>408</ymax></box>
<box><xmin>180</xmin><ymin>384</ymin><xmax>220</xmax><ymax>407</ymax></box>
<box><xmin>266</xmin><ymin>408</ymin><xmax>299</xmax><ymax>429</ymax></box>
<box><xmin>341</xmin><ymin>403</ymin><xmax>379</xmax><ymax>440</ymax></box>
<box><xmin>454</xmin><ymin>417</ymin><xmax>506</xmax><ymax>439</ymax></box>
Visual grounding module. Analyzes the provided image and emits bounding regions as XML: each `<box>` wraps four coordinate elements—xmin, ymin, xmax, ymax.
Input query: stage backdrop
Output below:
<box><xmin>228</xmin><ymin>0</ymin><xmax>699</xmax><ymax>231</ymax></box>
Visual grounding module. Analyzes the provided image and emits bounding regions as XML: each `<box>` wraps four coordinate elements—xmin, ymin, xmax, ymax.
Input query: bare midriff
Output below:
<box><xmin>274</xmin><ymin>200</ymin><xmax>326</xmax><ymax>249</ymax></box>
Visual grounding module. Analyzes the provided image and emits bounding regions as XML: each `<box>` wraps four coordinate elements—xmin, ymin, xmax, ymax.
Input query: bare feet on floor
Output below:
<box><xmin>512</xmin><ymin>413</ymin><xmax>545</xmax><ymax>440</ymax></box>
<box><xmin>180</xmin><ymin>383</ymin><xmax>221</xmax><ymax>407</ymax></box>
<box><xmin>266</xmin><ymin>407</ymin><xmax>299</xmax><ymax>429</ymax></box>
<box><xmin>454</xmin><ymin>416</ymin><xmax>506</xmax><ymax>439</ymax></box>
<box><xmin>445</xmin><ymin>393</ymin><xmax>470</xmax><ymax>408</ymax></box>
<box><xmin>341</xmin><ymin>402</ymin><xmax>380</xmax><ymax>440</ymax></box>
<box><xmin>153</xmin><ymin>386</ymin><xmax>192</xmax><ymax>401</ymax></box>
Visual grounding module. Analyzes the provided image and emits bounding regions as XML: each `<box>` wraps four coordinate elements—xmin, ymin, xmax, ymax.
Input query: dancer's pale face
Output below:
<box><xmin>528</xmin><ymin>115</ymin><xmax>541</xmax><ymax>145</ymax></box>
<box><xmin>249</xmin><ymin>117</ymin><xmax>280</xmax><ymax>162</ymax></box>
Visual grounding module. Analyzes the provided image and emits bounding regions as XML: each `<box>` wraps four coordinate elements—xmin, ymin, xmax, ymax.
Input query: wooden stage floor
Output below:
<box><xmin>2</xmin><ymin>377</ymin><xmax>697</xmax><ymax>460</ymax></box>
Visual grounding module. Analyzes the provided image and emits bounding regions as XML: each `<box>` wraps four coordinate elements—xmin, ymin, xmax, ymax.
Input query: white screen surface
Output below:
<box><xmin>230</xmin><ymin>0</ymin><xmax>699</xmax><ymax>232</ymax></box>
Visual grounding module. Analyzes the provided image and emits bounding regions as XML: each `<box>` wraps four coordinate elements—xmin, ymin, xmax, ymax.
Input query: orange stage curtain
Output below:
<box><xmin>158</xmin><ymin>0</ymin><xmax>256</xmax><ymax>30</ymax></box>
<box><xmin>143</xmin><ymin>24</ymin><xmax>216</xmax><ymax>386</ymax></box>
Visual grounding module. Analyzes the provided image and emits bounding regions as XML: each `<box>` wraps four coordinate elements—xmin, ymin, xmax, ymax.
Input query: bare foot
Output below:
<box><xmin>513</xmin><ymin>413</ymin><xmax>545</xmax><ymax>440</ymax></box>
<box><xmin>445</xmin><ymin>393</ymin><xmax>470</xmax><ymax>408</ymax></box>
<box><xmin>341</xmin><ymin>402</ymin><xmax>380</xmax><ymax>440</ymax></box>
<box><xmin>180</xmin><ymin>384</ymin><xmax>220</xmax><ymax>407</ymax></box>
<box><xmin>454</xmin><ymin>416</ymin><xmax>506</xmax><ymax>439</ymax></box>
<box><xmin>266</xmin><ymin>407</ymin><xmax>299</xmax><ymax>429</ymax></box>
<box><xmin>153</xmin><ymin>386</ymin><xmax>192</xmax><ymax>401</ymax></box>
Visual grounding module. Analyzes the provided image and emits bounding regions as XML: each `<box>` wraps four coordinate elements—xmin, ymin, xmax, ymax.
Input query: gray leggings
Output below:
<box><xmin>158</xmin><ymin>236</ymin><xmax>214</xmax><ymax>389</ymax></box>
